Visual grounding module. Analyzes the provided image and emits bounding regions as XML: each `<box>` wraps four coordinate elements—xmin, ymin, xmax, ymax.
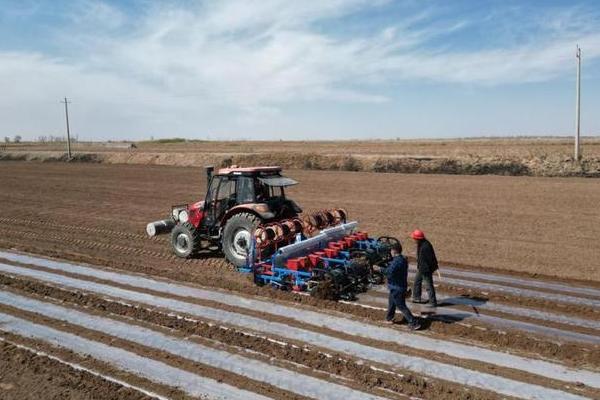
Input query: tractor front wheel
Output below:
<box><xmin>222</xmin><ymin>213</ymin><xmax>261</xmax><ymax>267</ymax></box>
<box><xmin>171</xmin><ymin>222</ymin><xmax>202</xmax><ymax>258</ymax></box>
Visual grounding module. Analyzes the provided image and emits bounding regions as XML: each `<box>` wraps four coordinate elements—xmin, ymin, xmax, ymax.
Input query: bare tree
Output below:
<box><xmin>13</xmin><ymin>135</ymin><xmax>22</xmax><ymax>143</ymax></box>
<box><xmin>4</xmin><ymin>137</ymin><xmax>9</xmax><ymax>144</ymax></box>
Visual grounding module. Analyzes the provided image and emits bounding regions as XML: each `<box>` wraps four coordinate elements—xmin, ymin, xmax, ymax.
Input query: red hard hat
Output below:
<box><xmin>410</xmin><ymin>229</ymin><xmax>425</xmax><ymax>240</ymax></box>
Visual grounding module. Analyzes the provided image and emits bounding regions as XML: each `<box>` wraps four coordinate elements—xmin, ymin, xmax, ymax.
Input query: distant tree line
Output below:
<box><xmin>4</xmin><ymin>135</ymin><xmax>21</xmax><ymax>143</ymax></box>
<box><xmin>36</xmin><ymin>135</ymin><xmax>78</xmax><ymax>143</ymax></box>
<box><xmin>3</xmin><ymin>135</ymin><xmax>81</xmax><ymax>144</ymax></box>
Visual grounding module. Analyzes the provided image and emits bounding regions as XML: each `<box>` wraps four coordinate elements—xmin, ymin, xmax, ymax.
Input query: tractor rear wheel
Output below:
<box><xmin>222</xmin><ymin>213</ymin><xmax>262</xmax><ymax>267</ymax></box>
<box><xmin>171</xmin><ymin>222</ymin><xmax>202</xmax><ymax>258</ymax></box>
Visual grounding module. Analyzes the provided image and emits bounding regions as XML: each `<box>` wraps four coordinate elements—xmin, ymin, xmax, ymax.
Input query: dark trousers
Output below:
<box><xmin>412</xmin><ymin>270</ymin><xmax>437</xmax><ymax>305</ymax></box>
<box><xmin>386</xmin><ymin>287</ymin><xmax>415</xmax><ymax>324</ymax></box>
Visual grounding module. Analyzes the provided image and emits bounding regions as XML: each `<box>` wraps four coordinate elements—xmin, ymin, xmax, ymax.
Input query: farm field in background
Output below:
<box><xmin>0</xmin><ymin>161</ymin><xmax>598</xmax><ymax>282</ymax></box>
<box><xmin>4</xmin><ymin>137</ymin><xmax>600</xmax><ymax>156</ymax></box>
<box><xmin>0</xmin><ymin>160</ymin><xmax>599</xmax><ymax>400</ymax></box>
<box><xmin>3</xmin><ymin>137</ymin><xmax>600</xmax><ymax>177</ymax></box>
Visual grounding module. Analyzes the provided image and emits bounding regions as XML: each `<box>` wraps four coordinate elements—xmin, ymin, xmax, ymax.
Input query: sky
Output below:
<box><xmin>1</xmin><ymin>0</ymin><xmax>599</xmax><ymax>141</ymax></box>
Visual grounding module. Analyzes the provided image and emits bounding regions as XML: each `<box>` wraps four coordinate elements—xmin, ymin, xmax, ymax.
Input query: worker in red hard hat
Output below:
<box><xmin>410</xmin><ymin>229</ymin><xmax>438</xmax><ymax>308</ymax></box>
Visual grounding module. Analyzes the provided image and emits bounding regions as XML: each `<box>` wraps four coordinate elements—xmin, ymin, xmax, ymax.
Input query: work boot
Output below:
<box><xmin>408</xmin><ymin>320</ymin><xmax>422</xmax><ymax>331</ymax></box>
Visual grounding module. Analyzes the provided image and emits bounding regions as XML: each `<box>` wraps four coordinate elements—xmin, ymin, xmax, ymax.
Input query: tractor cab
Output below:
<box><xmin>200</xmin><ymin>166</ymin><xmax>301</xmax><ymax>235</ymax></box>
<box><xmin>163</xmin><ymin>165</ymin><xmax>302</xmax><ymax>266</ymax></box>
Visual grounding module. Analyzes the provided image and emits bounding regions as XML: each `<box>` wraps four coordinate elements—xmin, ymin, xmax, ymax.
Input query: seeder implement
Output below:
<box><xmin>242</xmin><ymin>220</ymin><xmax>400</xmax><ymax>300</ymax></box>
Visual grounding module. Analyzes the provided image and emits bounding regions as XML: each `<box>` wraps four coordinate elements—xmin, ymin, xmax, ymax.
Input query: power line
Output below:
<box><xmin>575</xmin><ymin>45</ymin><xmax>581</xmax><ymax>162</ymax></box>
<box><xmin>60</xmin><ymin>97</ymin><xmax>72</xmax><ymax>159</ymax></box>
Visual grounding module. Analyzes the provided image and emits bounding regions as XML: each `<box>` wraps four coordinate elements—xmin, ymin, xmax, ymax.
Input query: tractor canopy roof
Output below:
<box><xmin>216</xmin><ymin>165</ymin><xmax>298</xmax><ymax>187</ymax></box>
<box><xmin>258</xmin><ymin>175</ymin><xmax>298</xmax><ymax>187</ymax></box>
<box><xmin>217</xmin><ymin>165</ymin><xmax>281</xmax><ymax>175</ymax></box>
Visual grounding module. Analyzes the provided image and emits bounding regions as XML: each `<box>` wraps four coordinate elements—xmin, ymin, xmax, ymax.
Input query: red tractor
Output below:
<box><xmin>147</xmin><ymin>165</ymin><xmax>302</xmax><ymax>266</ymax></box>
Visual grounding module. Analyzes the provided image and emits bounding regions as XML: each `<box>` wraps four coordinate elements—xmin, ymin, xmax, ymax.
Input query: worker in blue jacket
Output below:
<box><xmin>385</xmin><ymin>243</ymin><xmax>422</xmax><ymax>330</ymax></box>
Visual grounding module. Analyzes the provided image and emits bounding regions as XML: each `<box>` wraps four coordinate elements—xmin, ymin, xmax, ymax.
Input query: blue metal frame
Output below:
<box><xmin>239</xmin><ymin>236</ymin><xmax>384</xmax><ymax>290</ymax></box>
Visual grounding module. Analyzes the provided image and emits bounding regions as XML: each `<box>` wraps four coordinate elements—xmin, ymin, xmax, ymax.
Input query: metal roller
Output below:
<box><xmin>292</xmin><ymin>218</ymin><xmax>304</xmax><ymax>235</ymax></box>
<box><xmin>254</xmin><ymin>226</ymin><xmax>269</xmax><ymax>248</ymax></box>
<box><xmin>265</xmin><ymin>223</ymin><xmax>285</xmax><ymax>243</ymax></box>
<box><xmin>280</xmin><ymin>220</ymin><xmax>297</xmax><ymax>239</ymax></box>
<box><xmin>324</xmin><ymin>209</ymin><xmax>336</xmax><ymax>225</ymax></box>
<box><xmin>146</xmin><ymin>219</ymin><xmax>175</xmax><ymax>237</ymax></box>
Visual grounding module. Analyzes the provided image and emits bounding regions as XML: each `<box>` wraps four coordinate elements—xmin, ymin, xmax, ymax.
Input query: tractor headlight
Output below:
<box><xmin>178</xmin><ymin>209</ymin><xmax>189</xmax><ymax>223</ymax></box>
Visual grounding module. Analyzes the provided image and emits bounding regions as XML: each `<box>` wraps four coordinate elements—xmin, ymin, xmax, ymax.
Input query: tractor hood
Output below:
<box><xmin>258</xmin><ymin>176</ymin><xmax>298</xmax><ymax>187</ymax></box>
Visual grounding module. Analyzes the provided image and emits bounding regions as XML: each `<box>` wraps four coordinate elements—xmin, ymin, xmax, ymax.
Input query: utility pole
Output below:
<box><xmin>575</xmin><ymin>45</ymin><xmax>582</xmax><ymax>161</ymax></box>
<box><xmin>60</xmin><ymin>97</ymin><xmax>72</xmax><ymax>159</ymax></box>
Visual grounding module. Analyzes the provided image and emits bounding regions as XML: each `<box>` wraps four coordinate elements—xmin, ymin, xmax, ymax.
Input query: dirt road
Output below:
<box><xmin>0</xmin><ymin>161</ymin><xmax>598</xmax><ymax>399</ymax></box>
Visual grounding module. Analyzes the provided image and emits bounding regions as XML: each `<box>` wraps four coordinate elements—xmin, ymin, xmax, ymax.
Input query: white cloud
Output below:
<box><xmin>68</xmin><ymin>0</ymin><xmax>127</xmax><ymax>30</ymax></box>
<box><xmin>379</xmin><ymin>33</ymin><xmax>600</xmax><ymax>84</ymax></box>
<box><xmin>1</xmin><ymin>0</ymin><xmax>600</xmax><ymax>139</ymax></box>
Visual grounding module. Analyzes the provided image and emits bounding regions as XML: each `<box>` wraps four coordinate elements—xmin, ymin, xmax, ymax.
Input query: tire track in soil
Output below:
<box><xmin>0</xmin><ymin>310</ymin><xmax>275</xmax><ymax>400</ymax></box>
<box><xmin>374</xmin><ymin>279</ymin><xmax>600</xmax><ymax>319</ymax></box>
<box><xmin>0</xmin><ymin>224</ymin><xmax>176</xmax><ymax>261</ymax></box>
<box><xmin>406</xmin><ymin>265</ymin><xmax>600</xmax><ymax>300</ymax></box>
<box><xmin>4</xmin><ymin>252</ymin><xmax>599</xmax><ymax>379</ymax></box>
<box><xmin>358</xmin><ymin>291</ymin><xmax>600</xmax><ymax>333</ymax></box>
<box><xmin>7</xmin><ymin>215</ymin><xmax>600</xmax><ymax>300</ymax></box>
<box><xmin>0</xmin><ymin>292</ymin><xmax>402</xmax><ymax>400</ymax></box>
<box><xmin>0</xmin><ymin>339</ymin><xmax>161</xmax><ymax>400</ymax></box>
<box><xmin>0</xmin><ymin>223</ymin><xmax>232</xmax><ymax>271</ymax></box>
<box><xmin>0</xmin><ymin>256</ymin><xmax>598</xmax><ymax>400</ymax></box>
<box><xmin>1</xmin><ymin>248</ymin><xmax>598</xmax><ymax>383</ymax></box>
<box><xmin>0</xmin><ymin>273</ymin><xmax>593</xmax><ymax>400</ymax></box>
<box><xmin>402</xmin><ymin>272</ymin><xmax>600</xmax><ymax>308</ymax></box>
<box><xmin>2</xmin><ymin>221</ymin><xmax>599</xmax><ymax>325</ymax></box>
<box><xmin>0</xmin><ymin>273</ymin><xmax>469</xmax><ymax>400</ymax></box>
<box><xmin>1</xmin><ymin>245</ymin><xmax>599</xmax><ymax>371</ymax></box>
<box><xmin>3</xmin><ymin>216</ymin><xmax>600</xmax><ymax>319</ymax></box>
<box><xmin>354</xmin><ymin>296</ymin><xmax>600</xmax><ymax>344</ymax></box>
<box><xmin>0</xmin><ymin>217</ymin><xmax>146</xmax><ymax>241</ymax></box>
<box><xmin>2</xmin><ymin>161</ymin><xmax>599</xmax><ymax>285</ymax></box>
<box><xmin>1</xmin><ymin>225</ymin><xmax>600</xmax><ymax>360</ymax></box>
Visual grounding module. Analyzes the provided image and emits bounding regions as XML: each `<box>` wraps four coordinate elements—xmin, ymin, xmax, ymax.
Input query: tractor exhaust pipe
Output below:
<box><xmin>205</xmin><ymin>165</ymin><xmax>214</xmax><ymax>182</ymax></box>
<box><xmin>146</xmin><ymin>219</ymin><xmax>175</xmax><ymax>237</ymax></box>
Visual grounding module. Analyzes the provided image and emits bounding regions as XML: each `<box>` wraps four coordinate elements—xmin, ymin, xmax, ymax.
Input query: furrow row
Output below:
<box><xmin>0</xmin><ymin>312</ymin><xmax>270</xmax><ymax>400</ymax></box>
<box><xmin>4</xmin><ymin>217</ymin><xmax>599</xmax><ymax>300</ymax></box>
<box><xmin>376</xmin><ymin>273</ymin><xmax>600</xmax><ymax>308</ymax></box>
<box><xmin>0</xmin><ymin>254</ymin><xmax>598</xmax><ymax>399</ymax></box>
<box><xmin>355</xmin><ymin>294</ymin><xmax>600</xmax><ymax>344</ymax></box>
<box><xmin>407</xmin><ymin>265</ymin><xmax>600</xmax><ymax>299</ymax></box>
<box><xmin>1</xmin><ymin>251</ymin><xmax>598</xmax><ymax>387</ymax></box>
<box><xmin>359</xmin><ymin>292</ymin><xmax>600</xmax><ymax>331</ymax></box>
<box><xmin>0</xmin><ymin>290</ymin><xmax>386</xmax><ymax>400</ymax></box>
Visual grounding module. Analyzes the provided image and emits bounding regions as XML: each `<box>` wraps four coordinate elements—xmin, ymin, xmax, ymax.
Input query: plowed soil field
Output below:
<box><xmin>0</xmin><ymin>161</ymin><xmax>599</xmax><ymax>400</ymax></box>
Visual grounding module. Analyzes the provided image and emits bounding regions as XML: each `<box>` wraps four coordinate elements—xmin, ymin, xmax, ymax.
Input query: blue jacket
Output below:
<box><xmin>386</xmin><ymin>255</ymin><xmax>409</xmax><ymax>290</ymax></box>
